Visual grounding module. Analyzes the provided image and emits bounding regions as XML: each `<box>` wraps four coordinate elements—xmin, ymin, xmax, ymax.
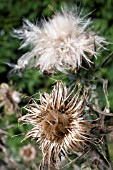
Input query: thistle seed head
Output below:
<box><xmin>19</xmin><ymin>144</ymin><xmax>36</xmax><ymax>162</ymax></box>
<box><xmin>11</xmin><ymin>8</ymin><xmax>108</xmax><ymax>75</ymax></box>
<box><xmin>19</xmin><ymin>81</ymin><xmax>94</xmax><ymax>169</ymax></box>
<box><xmin>0</xmin><ymin>83</ymin><xmax>20</xmax><ymax>114</ymax></box>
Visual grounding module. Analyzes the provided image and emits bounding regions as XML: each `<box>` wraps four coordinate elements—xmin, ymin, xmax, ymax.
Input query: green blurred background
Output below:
<box><xmin>0</xmin><ymin>0</ymin><xmax>113</xmax><ymax>169</ymax></box>
<box><xmin>1</xmin><ymin>0</ymin><xmax>113</xmax><ymax>100</ymax></box>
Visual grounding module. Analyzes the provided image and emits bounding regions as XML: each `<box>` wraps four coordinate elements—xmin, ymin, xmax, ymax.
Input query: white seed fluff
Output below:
<box><xmin>12</xmin><ymin>8</ymin><xmax>108</xmax><ymax>74</ymax></box>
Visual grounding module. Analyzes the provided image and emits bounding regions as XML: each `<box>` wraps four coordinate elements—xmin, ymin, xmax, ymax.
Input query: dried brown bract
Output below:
<box><xmin>19</xmin><ymin>144</ymin><xmax>36</xmax><ymax>162</ymax></box>
<box><xmin>19</xmin><ymin>81</ymin><xmax>95</xmax><ymax>169</ymax></box>
<box><xmin>0</xmin><ymin>83</ymin><xmax>21</xmax><ymax>115</ymax></box>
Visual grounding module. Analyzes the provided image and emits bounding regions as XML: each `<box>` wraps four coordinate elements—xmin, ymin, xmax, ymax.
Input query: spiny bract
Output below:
<box><xmin>19</xmin><ymin>81</ymin><xmax>94</xmax><ymax>169</ymax></box>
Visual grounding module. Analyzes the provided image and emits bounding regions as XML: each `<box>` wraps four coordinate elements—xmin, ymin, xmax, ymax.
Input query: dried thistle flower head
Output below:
<box><xmin>19</xmin><ymin>144</ymin><xmax>36</xmax><ymax>162</ymax></box>
<box><xmin>10</xmin><ymin>7</ymin><xmax>108</xmax><ymax>75</ymax></box>
<box><xmin>19</xmin><ymin>81</ymin><xmax>94</xmax><ymax>169</ymax></box>
<box><xmin>0</xmin><ymin>83</ymin><xmax>21</xmax><ymax>114</ymax></box>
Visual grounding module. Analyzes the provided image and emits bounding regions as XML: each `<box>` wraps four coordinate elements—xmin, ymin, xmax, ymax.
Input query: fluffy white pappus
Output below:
<box><xmin>11</xmin><ymin>8</ymin><xmax>108</xmax><ymax>74</ymax></box>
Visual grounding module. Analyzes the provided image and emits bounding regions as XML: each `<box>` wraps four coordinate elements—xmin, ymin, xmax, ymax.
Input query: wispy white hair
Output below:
<box><xmin>10</xmin><ymin>7</ymin><xmax>108</xmax><ymax>75</ymax></box>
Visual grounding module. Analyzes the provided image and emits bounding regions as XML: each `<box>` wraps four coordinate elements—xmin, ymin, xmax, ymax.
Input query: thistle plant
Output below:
<box><xmin>10</xmin><ymin>8</ymin><xmax>108</xmax><ymax>75</ymax></box>
<box><xmin>0</xmin><ymin>83</ymin><xmax>21</xmax><ymax>115</ymax></box>
<box><xmin>9</xmin><ymin>6</ymin><xmax>113</xmax><ymax>170</ymax></box>
<box><xmin>19</xmin><ymin>82</ymin><xmax>95</xmax><ymax>169</ymax></box>
<box><xmin>19</xmin><ymin>144</ymin><xmax>36</xmax><ymax>162</ymax></box>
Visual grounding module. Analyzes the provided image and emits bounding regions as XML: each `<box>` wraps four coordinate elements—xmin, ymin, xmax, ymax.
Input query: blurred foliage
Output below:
<box><xmin>0</xmin><ymin>0</ymin><xmax>113</xmax><ymax>102</ymax></box>
<box><xmin>0</xmin><ymin>0</ymin><xmax>113</xmax><ymax>169</ymax></box>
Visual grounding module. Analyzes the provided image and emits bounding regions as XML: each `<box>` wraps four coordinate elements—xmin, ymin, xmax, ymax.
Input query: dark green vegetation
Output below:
<box><xmin>1</xmin><ymin>0</ymin><xmax>113</xmax><ymax>103</ymax></box>
<box><xmin>0</xmin><ymin>0</ymin><xmax>113</xmax><ymax>169</ymax></box>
